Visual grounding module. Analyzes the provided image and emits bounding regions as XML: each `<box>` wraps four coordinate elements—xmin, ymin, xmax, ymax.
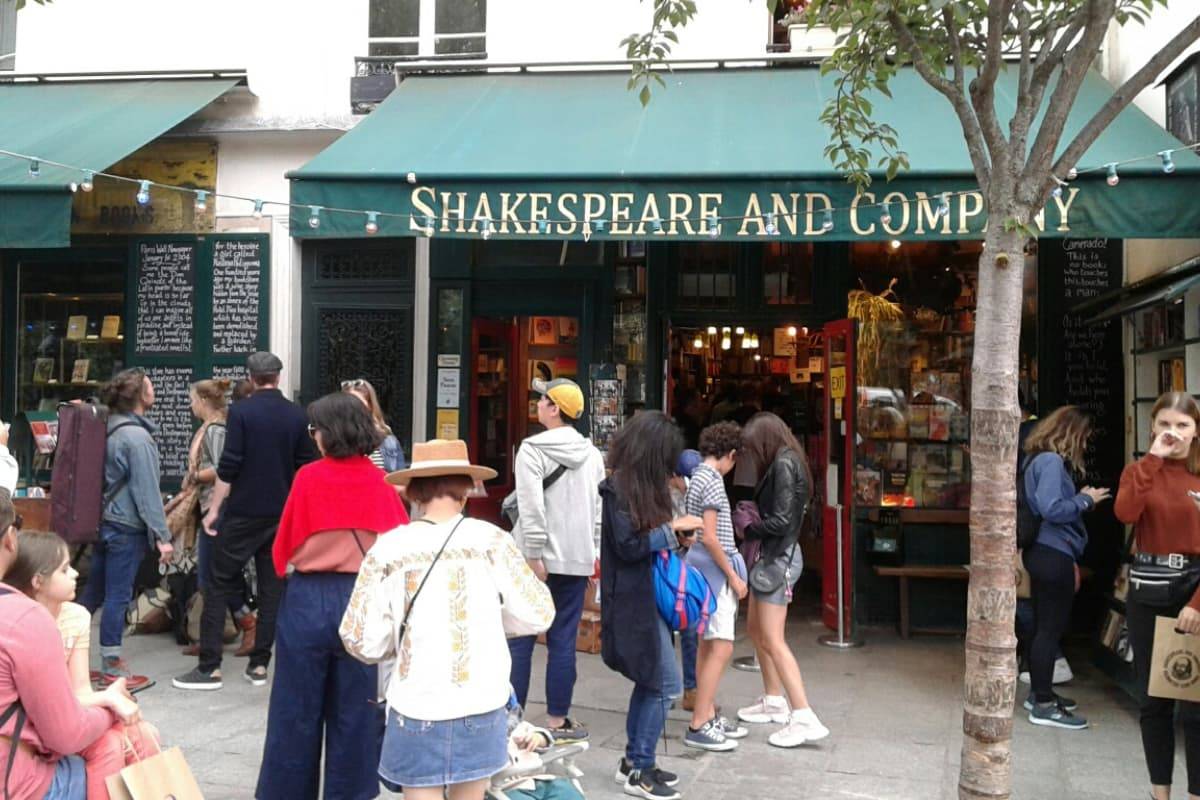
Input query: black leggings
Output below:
<box><xmin>1023</xmin><ymin>545</ymin><xmax>1075</xmax><ymax>704</ymax></box>
<box><xmin>1127</xmin><ymin>593</ymin><xmax>1200</xmax><ymax>793</ymax></box>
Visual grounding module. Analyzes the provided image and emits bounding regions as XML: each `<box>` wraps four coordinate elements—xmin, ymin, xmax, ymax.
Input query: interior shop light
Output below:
<box><xmin>740</xmin><ymin>332</ymin><xmax>750</xmax><ymax>349</ymax></box>
<box><xmin>735</xmin><ymin>326</ymin><xmax>745</xmax><ymax>335</ymax></box>
<box><xmin>707</xmin><ymin>326</ymin><xmax>718</xmax><ymax>335</ymax></box>
<box><xmin>754</xmin><ymin>353</ymin><xmax>762</xmax><ymax>362</ymax></box>
<box><xmin>890</xmin><ymin>239</ymin><xmax>902</xmax><ymax>250</ymax></box>
<box><xmin>693</xmin><ymin>334</ymin><xmax>704</xmax><ymax>350</ymax></box>
<box><xmin>721</xmin><ymin>332</ymin><xmax>732</xmax><ymax>350</ymax></box>
<box><xmin>787</xmin><ymin>325</ymin><xmax>797</xmax><ymax>337</ymax></box>
<box><xmin>136</xmin><ymin>181</ymin><xmax>151</xmax><ymax>206</ymax></box>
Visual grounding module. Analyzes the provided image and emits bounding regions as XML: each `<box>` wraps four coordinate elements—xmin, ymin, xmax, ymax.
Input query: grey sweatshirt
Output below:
<box><xmin>513</xmin><ymin>426</ymin><xmax>606</xmax><ymax>576</ymax></box>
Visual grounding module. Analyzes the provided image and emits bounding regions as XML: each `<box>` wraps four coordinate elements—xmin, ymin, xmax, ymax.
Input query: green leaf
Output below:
<box><xmin>639</xmin><ymin>85</ymin><xmax>652</xmax><ymax>107</ymax></box>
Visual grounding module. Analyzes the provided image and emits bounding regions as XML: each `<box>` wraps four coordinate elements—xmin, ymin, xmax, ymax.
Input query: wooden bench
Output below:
<box><xmin>874</xmin><ymin>565</ymin><xmax>969</xmax><ymax>639</ymax></box>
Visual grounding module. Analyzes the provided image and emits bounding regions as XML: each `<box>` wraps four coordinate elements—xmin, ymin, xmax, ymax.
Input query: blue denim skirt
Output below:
<box><xmin>378</xmin><ymin>706</ymin><xmax>508</xmax><ymax>789</ymax></box>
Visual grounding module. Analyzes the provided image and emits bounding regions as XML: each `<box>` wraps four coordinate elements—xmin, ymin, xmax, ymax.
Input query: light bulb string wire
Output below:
<box><xmin>1</xmin><ymin>140</ymin><xmax>1197</xmax><ymax>230</ymax></box>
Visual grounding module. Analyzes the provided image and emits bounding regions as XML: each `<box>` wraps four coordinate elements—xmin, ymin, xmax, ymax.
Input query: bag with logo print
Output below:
<box><xmin>1148</xmin><ymin>615</ymin><xmax>1200</xmax><ymax>702</ymax></box>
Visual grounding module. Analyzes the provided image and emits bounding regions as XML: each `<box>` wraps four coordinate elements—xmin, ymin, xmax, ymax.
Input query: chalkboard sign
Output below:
<box><xmin>212</xmin><ymin>239</ymin><xmax>263</xmax><ymax>355</ymax></box>
<box><xmin>1039</xmin><ymin>238</ymin><xmax>1124</xmax><ymax>604</ymax></box>
<box><xmin>142</xmin><ymin>365</ymin><xmax>195</xmax><ymax>482</ymax></box>
<box><xmin>135</xmin><ymin>242</ymin><xmax>195</xmax><ymax>356</ymax></box>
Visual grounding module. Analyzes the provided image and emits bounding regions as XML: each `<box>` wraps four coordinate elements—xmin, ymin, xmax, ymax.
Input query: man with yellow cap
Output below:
<box><xmin>508</xmin><ymin>377</ymin><xmax>605</xmax><ymax>744</ymax></box>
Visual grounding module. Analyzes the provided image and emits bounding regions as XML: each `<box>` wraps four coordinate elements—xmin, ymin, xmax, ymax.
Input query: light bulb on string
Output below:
<box><xmin>364</xmin><ymin>211</ymin><xmax>380</xmax><ymax>235</ymax></box>
<box><xmin>537</xmin><ymin>219</ymin><xmax>550</xmax><ymax>235</ymax></box>
<box><xmin>1051</xmin><ymin>178</ymin><xmax>1064</xmax><ymax>199</ymax></box>
<box><xmin>764</xmin><ymin>213</ymin><xmax>778</xmax><ymax>236</ymax></box>
<box><xmin>27</xmin><ymin>159</ymin><xmax>39</xmax><ymax>178</ymax></box>
<box><xmin>194</xmin><ymin>190</ymin><xmax>208</xmax><ymax>213</ymax></box>
<box><xmin>1066</xmin><ymin>166</ymin><xmax>1078</xmax><ymax>181</ymax></box>
<box><xmin>421</xmin><ymin>215</ymin><xmax>435</xmax><ymax>237</ymax></box>
<box><xmin>651</xmin><ymin>217</ymin><xmax>663</xmax><ymax>234</ymax></box>
<box><xmin>593</xmin><ymin>219</ymin><xmax>607</xmax><ymax>234</ymax></box>
<box><xmin>880</xmin><ymin>202</ymin><xmax>893</xmax><ymax>226</ymax></box>
<box><xmin>935</xmin><ymin>192</ymin><xmax>950</xmax><ymax>220</ymax></box>
<box><xmin>406</xmin><ymin>172</ymin><xmax>417</xmax><ymax>184</ymax></box>
<box><xmin>252</xmin><ymin>200</ymin><xmax>265</xmax><ymax>218</ymax></box>
<box><xmin>706</xmin><ymin>213</ymin><xmax>721</xmax><ymax>238</ymax></box>
<box><xmin>1160</xmin><ymin>150</ymin><xmax>1177</xmax><ymax>174</ymax></box>
<box><xmin>476</xmin><ymin>215</ymin><xmax>494</xmax><ymax>240</ymax></box>
<box><xmin>308</xmin><ymin>206</ymin><xmax>322</xmax><ymax>229</ymax></box>
<box><xmin>136</xmin><ymin>181</ymin><xmax>151</xmax><ymax>205</ymax></box>
<box><xmin>1106</xmin><ymin>163</ymin><xmax>1120</xmax><ymax>187</ymax></box>
<box><xmin>821</xmin><ymin>207</ymin><xmax>834</xmax><ymax>232</ymax></box>
<box><xmin>80</xmin><ymin>171</ymin><xmax>94</xmax><ymax>192</ymax></box>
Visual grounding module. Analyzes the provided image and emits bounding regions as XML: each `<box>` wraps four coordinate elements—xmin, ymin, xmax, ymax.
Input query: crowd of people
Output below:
<box><xmin>7</xmin><ymin>345</ymin><xmax>1200</xmax><ymax>800</ymax></box>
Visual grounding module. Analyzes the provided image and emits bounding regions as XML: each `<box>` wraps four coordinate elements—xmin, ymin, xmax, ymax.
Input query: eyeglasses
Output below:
<box><xmin>341</xmin><ymin>379</ymin><xmax>368</xmax><ymax>390</ymax></box>
<box><xmin>307</xmin><ymin>424</ymin><xmax>319</xmax><ymax>438</ymax></box>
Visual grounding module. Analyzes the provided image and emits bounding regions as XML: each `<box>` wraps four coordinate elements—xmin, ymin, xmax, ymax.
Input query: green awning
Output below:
<box><xmin>0</xmin><ymin>78</ymin><xmax>240</xmax><ymax>248</ymax></box>
<box><xmin>289</xmin><ymin>67</ymin><xmax>1200</xmax><ymax>241</ymax></box>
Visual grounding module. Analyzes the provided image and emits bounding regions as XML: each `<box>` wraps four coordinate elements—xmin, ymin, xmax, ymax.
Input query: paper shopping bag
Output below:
<box><xmin>1148</xmin><ymin>616</ymin><xmax>1200</xmax><ymax>702</ymax></box>
<box><xmin>105</xmin><ymin>746</ymin><xmax>205</xmax><ymax>800</ymax></box>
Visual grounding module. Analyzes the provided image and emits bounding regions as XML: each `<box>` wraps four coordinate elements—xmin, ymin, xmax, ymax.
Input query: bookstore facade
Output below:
<box><xmin>289</xmin><ymin>65</ymin><xmax>1198</xmax><ymax>637</ymax></box>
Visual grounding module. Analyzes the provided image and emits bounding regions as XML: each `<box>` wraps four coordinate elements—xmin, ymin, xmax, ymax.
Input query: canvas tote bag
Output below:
<box><xmin>1148</xmin><ymin>615</ymin><xmax>1200</xmax><ymax>702</ymax></box>
<box><xmin>105</xmin><ymin>743</ymin><xmax>205</xmax><ymax>800</ymax></box>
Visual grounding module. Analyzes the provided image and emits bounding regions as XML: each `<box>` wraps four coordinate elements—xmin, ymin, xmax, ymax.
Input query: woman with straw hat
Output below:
<box><xmin>341</xmin><ymin>439</ymin><xmax>555</xmax><ymax>800</ymax></box>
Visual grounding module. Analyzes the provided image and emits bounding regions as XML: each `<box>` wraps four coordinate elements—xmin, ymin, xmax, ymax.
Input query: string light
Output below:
<box><xmin>308</xmin><ymin>206</ymin><xmax>322</xmax><ymax>229</ymax></box>
<box><xmin>422</xmin><ymin>215</ymin><xmax>435</xmax><ymax>237</ymax></box>
<box><xmin>364</xmin><ymin>211</ymin><xmax>380</xmax><ymax>235</ymax></box>
<box><xmin>194</xmin><ymin>190</ymin><xmax>208</xmax><ymax>213</ymax></box>
<box><xmin>0</xmin><ymin>142</ymin><xmax>1195</xmax><ymax>240</ymax></box>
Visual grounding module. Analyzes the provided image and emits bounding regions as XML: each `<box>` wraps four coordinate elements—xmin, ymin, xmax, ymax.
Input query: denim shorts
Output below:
<box><xmin>752</xmin><ymin>546</ymin><xmax>804</xmax><ymax>606</ymax></box>
<box><xmin>378</xmin><ymin>706</ymin><xmax>508</xmax><ymax>789</ymax></box>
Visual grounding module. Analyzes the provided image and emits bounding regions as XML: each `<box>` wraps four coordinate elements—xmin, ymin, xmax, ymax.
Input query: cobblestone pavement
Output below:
<box><xmin>120</xmin><ymin>615</ymin><xmax>1161</xmax><ymax>800</ymax></box>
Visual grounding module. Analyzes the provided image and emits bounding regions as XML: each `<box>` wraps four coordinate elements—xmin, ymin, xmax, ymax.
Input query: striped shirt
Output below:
<box><xmin>685</xmin><ymin>463</ymin><xmax>736</xmax><ymax>553</ymax></box>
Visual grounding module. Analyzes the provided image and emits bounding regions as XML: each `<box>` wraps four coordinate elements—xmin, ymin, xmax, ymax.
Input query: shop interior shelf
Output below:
<box><xmin>1131</xmin><ymin>336</ymin><xmax>1200</xmax><ymax>356</ymax></box>
<box><xmin>861</xmin><ymin>508</ymin><xmax>969</xmax><ymax>525</ymax></box>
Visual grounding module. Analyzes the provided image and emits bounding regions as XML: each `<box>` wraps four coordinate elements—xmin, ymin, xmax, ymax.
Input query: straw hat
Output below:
<box><xmin>386</xmin><ymin>439</ymin><xmax>497</xmax><ymax>486</ymax></box>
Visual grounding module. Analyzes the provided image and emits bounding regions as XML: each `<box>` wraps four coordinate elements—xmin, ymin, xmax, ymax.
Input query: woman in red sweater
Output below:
<box><xmin>255</xmin><ymin>392</ymin><xmax>409</xmax><ymax>800</ymax></box>
<box><xmin>1115</xmin><ymin>391</ymin><xmax>1200</xmax><ymax>800</ymax></box>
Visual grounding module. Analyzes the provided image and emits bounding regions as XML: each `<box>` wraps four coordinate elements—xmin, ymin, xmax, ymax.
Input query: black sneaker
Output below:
<box><xmin>614</xmin><ymin>758</ymin><xmax>679</xmax><ymax>788</ymax></box>
<box><xmin>547</xmin><ymin>717</ymin><xmax>589</xmax><ymax>743</ymax></box>
<box><xmin>243</xmin><ymin>665</ymin><xmax>268</xmax><ymax>687</ymax></box>
<box><xmin>1022</xmin><ymin>692</ymin><xmax>1078</xmax><ymax>712</ymax></box>
<box><xmin>172</xmin><ymin>667</ymin><xmax>222</xmax><ymax>691</ymax></box>
<box><xmin>624</xmin><ymin>768</ymin><xmax>682</xmax><ymax>800</ymax></box>
<box><xmin>1028</xmin><ymin>700</ymin><xmax>1087</xmax><ymax>730</ymax></box>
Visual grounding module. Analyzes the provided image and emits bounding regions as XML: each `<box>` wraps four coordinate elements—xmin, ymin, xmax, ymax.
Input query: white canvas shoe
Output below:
<box><xmin>737</xmin><ymin>695</ymin><xmax>790</xmax><ymax>724</ymax></box>
<box><xmin>790</xmin><ymin>707</ymin><xmax>829</xmax><ymax>741</ymax></box>
<box><xmin>768</xmin><ymin>708</ymin><xmax>829</xmax><ymax>748</ymax></box>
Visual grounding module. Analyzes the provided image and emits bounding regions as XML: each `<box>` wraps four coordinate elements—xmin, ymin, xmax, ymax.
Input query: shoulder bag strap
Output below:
<box><xmin>101</xmin><ymin>421</ymin><xmax>144</xmax><ymax>512</ymax></box>
<box><xmin>397</xmin><ymin>515</ymin><xmax>468</xmax><ymax>641</ymax></box>
<box><xmin>542</xmin><ymin>463</ymin><xmax>569</xmax><ymax>491</ymax></box>
<box><xmin>0</xmin><ymin>588</ymin><xmax>25</xmax><ymax>800</ymax></box>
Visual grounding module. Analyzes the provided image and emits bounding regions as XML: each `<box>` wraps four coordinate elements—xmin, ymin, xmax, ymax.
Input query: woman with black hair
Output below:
<box><xmin>255</xmin><ymin>392</ymin><xmax>409</xmax><ymax>800</ymax></box>
<box><xmin>600</xmin><ymin>411</ymin><xmax>703</xmax><ymax>800</ymax></box>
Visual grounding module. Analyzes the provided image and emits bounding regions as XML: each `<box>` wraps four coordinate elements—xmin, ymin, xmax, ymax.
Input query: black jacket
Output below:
<box><xmin>217</xmin><ymin>389</ymin><xmax>317</xmax><ymax>519</ymax></box>
<box><xmin>744</xmin><ymin>449</ymin><xmax>810</xmax><ymax>562</ymax></box>
<box><xmin>598</xmin><ymin>478</ymin><xmax>673</xmax><ymax>688</ymax></box>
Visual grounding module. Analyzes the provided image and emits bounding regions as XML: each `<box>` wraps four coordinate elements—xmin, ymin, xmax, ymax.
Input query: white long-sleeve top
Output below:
<box><xmin>340</xmin><ymin>514</ymin><xmax>554</xmax><ymax>721</ymax></box>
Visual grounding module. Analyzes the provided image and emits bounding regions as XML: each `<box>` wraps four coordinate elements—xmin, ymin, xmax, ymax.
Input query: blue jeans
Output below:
<box><xmin>257</xmin><ymin>572</ymin><xmax>382</xmax><ymax>800</ymax></box>
<box><xmin>679</xmin><ymin>630</ymin><xmax>698</xmax><ymax>691</ymax></box>
<box><xmin>45</xmin><ymin>755</ymin><xmax>86</xmax><ymax>800</ymax></box>
<box><xmin>79</xmin><ymin>521</ymin><xmax>149</xmax><ymax>654</ymax></box>
<box><xmin>625</xmin><ymin>617</ymin><xmax>683</xmax><ymax>771</ymax></box>
<box><xmin>509</xmin><ymin>574</ymin><xmax>588</xmax><ymax>718</ymax></box>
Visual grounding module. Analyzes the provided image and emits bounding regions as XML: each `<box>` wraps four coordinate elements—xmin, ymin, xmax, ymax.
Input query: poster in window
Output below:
<box><xmin>529</xmin><ymin>317</ymin><xmax>558</xmax><ymax>346</ymax></box>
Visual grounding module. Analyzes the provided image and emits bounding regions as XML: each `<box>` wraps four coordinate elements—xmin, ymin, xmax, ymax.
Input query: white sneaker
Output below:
<box><xmin>1018</xmin><ymin>671</ymin><xmax>1031</xmax><ymax>685</ymax></box>
<box><xmin>1053</xmin><ymin>657</ymin><xmax>1074</xmax><ymax>685</ymax></box>
<box><xmin>790</xmin><ymin>707</ymin><xmax>829</xmax><ymax>741</ymax></box>
<box><xmin>737</xmin><ymin>695</ymin><xmax>789</xmax><ymax>724</ymax></box>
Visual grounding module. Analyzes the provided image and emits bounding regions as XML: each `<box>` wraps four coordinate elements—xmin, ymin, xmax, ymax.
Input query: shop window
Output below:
<box><xmin>314</xmin><ymin>242</ymin><xmax>414</xmax><ymax>285</ymax></box>
<box><xmin>368</xmin><ymin>0</ymin><xmax>486</xmax><ymax>57</ymax></box>
<box><xmin>849</xmin><ymin>241</ymin><xmax>986</xmax><ymax>509</ymax></box>
<box><xmin>612</xmin><ymin>242</ymin><xmax>648</xmax><ymax>416</ymax></box>
<box><xmin>675</xmin><ymin>242</ymin><xmax>738</xmax><ymax>310</ymax></box>
<box><xmin>762</xmin><ymin>241</ymin><xmax>814</xmax><ymax>305</ymax></box>
<box><xmin>471</xmin><ymin>240</ymin><xmax>603</xmax><ymax>268</ymax></box>
<box><xmin>16</xmin><ymin>258</ymin><xmax>126</xmax><ymax>414</ymax></box>
<box><xmin>436</xmin><ymin>288</ymin><xmax>465</xmax><ymax>355</ymax></box>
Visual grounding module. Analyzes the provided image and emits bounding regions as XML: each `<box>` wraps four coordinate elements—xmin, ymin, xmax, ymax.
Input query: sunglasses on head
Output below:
<box><xmin>307</xmin><ymin>423</ymin><xmax>319</xmax><ymax>438</ymax></box>
<box><xmin>341</xmin><ymin>379</ymin><xmax>368</xmax><ymax>390</ymax></box>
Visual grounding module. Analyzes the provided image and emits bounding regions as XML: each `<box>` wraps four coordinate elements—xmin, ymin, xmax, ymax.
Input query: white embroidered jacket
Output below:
<box><xmin>340</xmin><ymin>514</ymin><xmax>554</xmax><ymax>721</ymax></box>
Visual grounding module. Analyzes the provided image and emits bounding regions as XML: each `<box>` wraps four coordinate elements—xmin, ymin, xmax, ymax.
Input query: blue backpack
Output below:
<box><xmin>653</xmin><ymin>550</ymin><xmax>717</xmax><ymax>634</ymax></box>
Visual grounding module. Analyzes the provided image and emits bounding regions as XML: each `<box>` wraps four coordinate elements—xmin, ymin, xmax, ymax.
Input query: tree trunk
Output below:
<box><xmin>959</xmin><ymin>223</ymin><xmax>1027</xmax><ymax>800</ymax></box>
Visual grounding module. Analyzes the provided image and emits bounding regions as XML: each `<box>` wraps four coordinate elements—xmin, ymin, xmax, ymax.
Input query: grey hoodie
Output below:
<box><xmin>513</xmin><ymin>425</ymin><xmax>606</xmax><ymax>576</ymax></box>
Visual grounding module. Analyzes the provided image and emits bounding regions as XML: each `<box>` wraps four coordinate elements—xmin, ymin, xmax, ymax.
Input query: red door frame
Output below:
<box><xmin>467</xmin><ymin>318</ymin><xmax>520</xmax><ymax>524</ymax></box>
<box><xmin>821</xmin><ymin>319</ymin><xmax>857</xmax><ymax>634</ymax></box>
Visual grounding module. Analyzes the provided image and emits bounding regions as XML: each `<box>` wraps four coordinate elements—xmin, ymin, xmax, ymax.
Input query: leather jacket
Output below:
<box><xmin>745</xmin><ymin>448</ymin><xmax>810</xmax><ymax>561</ymax></box>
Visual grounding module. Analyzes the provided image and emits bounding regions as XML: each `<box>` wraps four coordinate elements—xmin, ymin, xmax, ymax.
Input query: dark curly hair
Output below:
<box><xmin>101</xmin><ymin>368</ymin><xmax>147</xmax><ymax>414</ymax></box>
<box><xmin>698</xmin><ymin>421</ymin><xmax>742</xmax><ymax>459</ymax></box>
<box><xmin>307</xmin><ymin>392</ymin><xmax>384</xmax><ymax>459</ymax></box>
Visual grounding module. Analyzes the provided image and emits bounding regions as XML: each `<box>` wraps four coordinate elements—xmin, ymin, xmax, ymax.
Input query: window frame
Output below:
<box><xmin>368</xmin><ymin>0</ymin><xmax>486</xmax><ymax>58</ymax></box>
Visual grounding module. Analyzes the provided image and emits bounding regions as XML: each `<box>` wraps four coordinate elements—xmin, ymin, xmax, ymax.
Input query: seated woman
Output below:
<box><xmin>7</xmin><ymin>530</ymin><xmax>159</xmax><ymax>800</ymax></box>
<box><xmin>340</xmin><ymin>439</ymin><xmax>555</xmax><ymax>800</ymax></box>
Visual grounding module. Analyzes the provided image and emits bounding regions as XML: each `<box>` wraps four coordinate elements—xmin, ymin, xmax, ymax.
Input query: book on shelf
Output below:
<box><xmin>32</xmin><ymin>358</ymin><xmax>54</xmax><ymax>384</ymax></box>
<box><xmin>101</xmin><ymin>315</ymin><xmax>121</xmax><ymax>339</ymax></box>
<box><xmin>908</xmin><ymin>406</ymin><xmax>930</xmax><ymax>439</ymax></box>
<box><xmin>928</xmin><ymin>406</ymin><xmax>951</xmax><ymax>441</ymax></box>
<box><xmin>29</xmin><ymin>420</ymin><xmax>57</xmax><ymax>454</ymax></box>
<box><xmin>66</xmin><ymin>315</ymin><xmax>88</xmax><ymax>341</ymax></box>
<box><xmin>70</xmin><ymin>359</ymin><xmax>90</xmax><ymax>384</ymax></box>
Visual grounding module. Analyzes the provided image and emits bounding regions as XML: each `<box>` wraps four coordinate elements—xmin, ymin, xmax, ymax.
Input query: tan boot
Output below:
<box><xmin>234</xmin><ymin>613</ymin><xmax>257</xmax><ymax>658</ymax></box>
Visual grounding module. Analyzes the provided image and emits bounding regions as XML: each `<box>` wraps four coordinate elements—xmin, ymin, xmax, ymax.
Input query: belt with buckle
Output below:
<box><xmin>1133</xmin><ymin>553</ymin><xmax>1199</xmax><ymax>569</ymax></box>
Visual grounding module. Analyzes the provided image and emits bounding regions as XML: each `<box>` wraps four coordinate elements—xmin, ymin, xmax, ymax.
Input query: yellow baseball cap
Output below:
<box><xmin>532</xmin><ymin>378</ymin><xmax>584</xmax><ymax>420</ymax></box>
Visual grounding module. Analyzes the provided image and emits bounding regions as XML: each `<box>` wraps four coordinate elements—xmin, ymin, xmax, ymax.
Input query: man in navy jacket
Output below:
<box><xmin>175</xmin><ymin>352</ymin><xmax>316</xmax><ymax>691</ymax></box>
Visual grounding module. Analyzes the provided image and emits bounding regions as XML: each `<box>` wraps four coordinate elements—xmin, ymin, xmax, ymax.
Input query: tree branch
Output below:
<box><xmin>1047</xmin><ymin>12</ymin><xmax>1200</xmax><ymax>195</ymax></box>
<box><xmin>887</xmin><ymin>7</ymin><xmax>993</xmax><ymax>191</ymax></box>
<box><xmin>968</xmin><ymin>0</ymin><xmax>1012</xmax><ymax>165</ymax></box>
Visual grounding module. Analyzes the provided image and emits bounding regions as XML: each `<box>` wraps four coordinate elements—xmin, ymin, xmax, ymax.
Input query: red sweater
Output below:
<box><xmin>272</xmin><ymin>455</ymin><xmax>409</xmax><ymax>576</ymax></box>
<box><xmin>0</xmin><ymin>586</ymin><xmax>114</xmax><ymax>800</ymax></box>
<box><xmin>1114</xmin><ymin>455</ymin><xmax>1200</xmax><ymax>609</ymax></box>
